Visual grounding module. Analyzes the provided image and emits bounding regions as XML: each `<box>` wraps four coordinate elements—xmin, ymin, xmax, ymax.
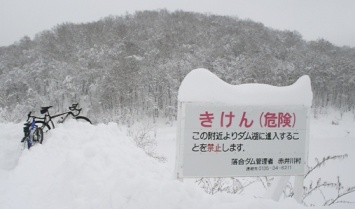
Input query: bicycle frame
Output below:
<box><xmin>40</xmin><ymin>103</ymin><xmax>84</xmax><ymax>130</ymax></box>
<box><xmin>45</xmin><ymin>111</ymin><xmax>80</xmax><ymax>128</ymax></box>
<box><xmin>21</xmin><ymin>113</ymin><xmax>39</xmax><ymax>149</ymax></box>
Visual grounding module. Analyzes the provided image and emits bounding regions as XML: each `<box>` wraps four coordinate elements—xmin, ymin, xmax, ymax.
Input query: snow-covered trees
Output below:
<box><xmin>0</xmin><ymin>10</ymin><xmax>354</xmax><ymax>123</ymax></box>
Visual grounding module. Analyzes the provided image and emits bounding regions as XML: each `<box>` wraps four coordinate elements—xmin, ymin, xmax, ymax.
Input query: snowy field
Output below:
<box><xmin>1</xmin><ymin>69</ymin><xmax>354</xmax><ymax>209</ymax></box>
<box><xmin>0</xmin><ymin>111</ymin><xmax>354</xmax><ymax>209</ymax></box>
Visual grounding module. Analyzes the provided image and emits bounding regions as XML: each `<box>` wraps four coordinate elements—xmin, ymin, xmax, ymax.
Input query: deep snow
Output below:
<box><xmin>0</xmin><ymin>69</ymin><xmax>354</xmax><ymax>208</ymax></box>
<box><xmin>0</xmin><ymin>113</ymin><xmax>354</xmax><ymax>209</ymax></box>
<box><xmin>178</xmin><ymin>68</ymin><xmax>312</xmax><ymax>106</ymax></box>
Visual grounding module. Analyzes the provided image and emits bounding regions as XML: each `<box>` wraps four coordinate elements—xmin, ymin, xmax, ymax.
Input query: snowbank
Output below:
<box><xmin>0</xmin><ymin>121</ymin><xmax>301</xmax><ymax>209</ymax></box>
<box><xmin>0</xmin><ymin>70</ymin><xmax>354</xmax><ymax>209</ymax></box>
<box><xmin>0</xmin><ymin>118</ymin><xmax>354</xmax><ymax>209</ymax></box>
<box><xmin>178</xmin><ymin>68</ymin><xmax>312</xmax><ymax>106</ymax></box>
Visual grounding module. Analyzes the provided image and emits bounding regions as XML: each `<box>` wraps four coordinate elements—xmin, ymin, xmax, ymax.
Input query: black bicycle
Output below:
<box><xmin>34</xmin><ymin>103</ymin><xmax>92</xmax><ymax>133</ymax></box>
<box><xmin>21</xmin><ymin>112</ymin><xmax>44</xmax><ymax>149</ymax></box>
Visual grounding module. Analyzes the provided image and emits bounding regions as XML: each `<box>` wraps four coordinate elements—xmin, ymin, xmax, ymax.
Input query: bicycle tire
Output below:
<box><xmin>75</xmin><ymin>116</ymin><xmax>92</xmax><ymax>124</ymax></box>
<box><xmin>25</xmin><ymin>136</ymin><xmax>32</xmax><ymax>149</ymax></box>
<box><xmin>35</xmin><ymin>121</ymin><xmax>51</xmax><ymax>133</ymax></box>
<box><xmin>33</xmin><ymin>127</ymin><xmax>44</xmax><ymax>144</ymax></box>
<box><xmin>22</xmin><ymin>137</ymin><xmax>28</xmax><ymax>149</ymax></box>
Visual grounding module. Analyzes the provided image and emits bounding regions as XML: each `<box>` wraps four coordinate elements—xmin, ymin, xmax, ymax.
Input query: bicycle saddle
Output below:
<box><xmin>40</xmin><ymin>106</ymin><xmax>53</xmax><ymax>114</ymax></box>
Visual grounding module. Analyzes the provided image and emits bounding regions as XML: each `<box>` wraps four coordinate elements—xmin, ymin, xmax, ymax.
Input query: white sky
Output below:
<box><xmin>1</xmin><ymin>0</ymin><xmax>355</xmax><ymax>47</ymax></box>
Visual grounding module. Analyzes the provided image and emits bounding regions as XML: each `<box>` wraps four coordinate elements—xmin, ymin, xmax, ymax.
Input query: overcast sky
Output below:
<box><xmin>1</xmin><ymin>0</ymin><xmax>355</xmax><ymax>47</ymax></box>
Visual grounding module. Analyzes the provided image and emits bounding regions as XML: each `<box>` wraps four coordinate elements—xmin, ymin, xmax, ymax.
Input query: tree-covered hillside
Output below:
<box><xmin>1</xmin><ymin>10</ymin><xmax>354</xmax><ymax>123</ymax></box>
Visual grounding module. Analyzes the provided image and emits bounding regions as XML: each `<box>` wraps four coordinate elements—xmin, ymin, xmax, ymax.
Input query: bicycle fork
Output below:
<box><xmin>22</xmin><ymin>120</ymin><xmax>35</xmax><ymax>149</ymax></box>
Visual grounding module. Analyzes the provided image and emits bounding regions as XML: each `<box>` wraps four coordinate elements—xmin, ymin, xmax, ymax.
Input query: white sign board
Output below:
<box><xmin>175</xmin><ymin>69</ymin><xmax>312</xmax><ymax>179</ymax></box>
<box><xmin>176</xmin><ymin>103</ymin><xmax>309</xmax><ymax>178</ymax></box>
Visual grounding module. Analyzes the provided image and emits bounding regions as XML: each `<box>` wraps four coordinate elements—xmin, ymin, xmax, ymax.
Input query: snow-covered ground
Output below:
<box><xmin>0</xmin><ymin>111</ymin><xmax>354</xmax><ymax>209</ymax></box>
<box><xmin>1</xmin><ymin>69</ymin><xmax>354</xmax><ymax>208</ymax></box>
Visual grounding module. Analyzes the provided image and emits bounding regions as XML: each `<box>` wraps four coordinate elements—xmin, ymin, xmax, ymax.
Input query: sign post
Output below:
<box><xmin>175</xmin><ymin>68</ymin><xmax>312</xmax><ymax>203</ymax></box>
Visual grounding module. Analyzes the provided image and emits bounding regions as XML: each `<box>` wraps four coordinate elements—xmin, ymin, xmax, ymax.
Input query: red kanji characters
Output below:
<box><xmin>278</xmin><ymin>112</ymin><xmax>292</xmax><ymax>127</ymax></box>
<box><xmin>262</xmin><ymin>112</ymin><xmax>295</xmax><ymax>128</ymax></box>
<box><xmin>207</xmin><ymin>143</ymin><xmax>214</xmax><ymax>152</ymax></box>
<box><xmin>264</xmin><ymin>112</ymin><xmax>278</xmax><ymax>128</ymax></box>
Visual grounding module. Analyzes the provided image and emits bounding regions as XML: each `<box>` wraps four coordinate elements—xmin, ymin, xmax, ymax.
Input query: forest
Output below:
<box><xmin>0</xmin><ymin>10</ymin><xmax>354</xmax><ymax>124</ymax></box>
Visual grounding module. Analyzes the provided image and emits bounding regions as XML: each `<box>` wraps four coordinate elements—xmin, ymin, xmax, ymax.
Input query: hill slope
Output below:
<box><xmin>1</xmin><ymin>10</ymin><xmax>354</xmax><ymax>123</ymax></box>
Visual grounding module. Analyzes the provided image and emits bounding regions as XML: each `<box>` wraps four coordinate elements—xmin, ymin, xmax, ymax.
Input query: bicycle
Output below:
<box><xmin>21</xmin><ymin>112</ymin><xmax>44</xmax><ymax>149</ymax></box>
<box><xmin>35</xmin><ymin>103</ymin><xmax>92</xmax><ymax>133</ymax></box>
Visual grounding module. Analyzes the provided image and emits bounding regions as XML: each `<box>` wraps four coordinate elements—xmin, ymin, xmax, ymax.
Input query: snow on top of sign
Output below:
<box><xmin>178</xmin><ymin>68</ymin><xmax>313</xmax><ymax>106</ymax></box>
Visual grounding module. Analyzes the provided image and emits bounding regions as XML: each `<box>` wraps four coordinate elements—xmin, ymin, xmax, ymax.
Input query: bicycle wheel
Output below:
<box><xmin>75</xmin><ymin>116</ymin><xmax>92</xmax><ymax>124</ymax></box>
<box><xmin>22</xmin><ymin>137</ymin><xmax>28</xmax><ymax>149</ymax></box>
<box><xmin>24</xmin><ymin>136</ymin><xmax>33</xmax><ymax>149</ymax></box>
<box><xmin>35</xmin><ymin>121</ymin><xmax>51</xmax><ymax>133</ymax></box>
<box><xmin>33</xmin><ymin>127</ymin><xmax>44</xmax><ymax>144</ymax></box>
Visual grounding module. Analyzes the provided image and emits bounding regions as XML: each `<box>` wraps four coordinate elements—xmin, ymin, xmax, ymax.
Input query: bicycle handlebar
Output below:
<box><xmin>26</xmin><ymin>112</ymin><xmax>32</xmax><ymax>122</ymax></box>
<box><xmin>69</xmin><ymin>103</ymin><xmax>79</xmax><ymax>111</ymax></box>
